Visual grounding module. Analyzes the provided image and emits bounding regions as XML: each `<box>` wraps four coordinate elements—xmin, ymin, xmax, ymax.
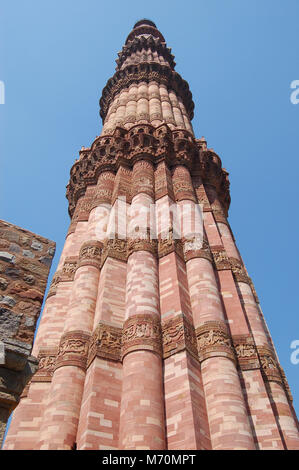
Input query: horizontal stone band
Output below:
<box><xmin>232</xmin><ymin>335</ymin><xmax>259</xmax><ymax>371</ymax></box>
<box><xmin>87</xmin><ymin>323</ymin><xmax>122</xmax><ymax>366</ymax></box>
<box><xmin>122</xmin><ymin>314</ymin><xmax>162</xmax><ymax>359</ymax></box>
<box><xmin>55</xmin><ymin>331</ymin><xmax>90</xmax><ymax>371</ymax></box>
<box><xmin>196</xmin><ymin>321</ymin><xmax>235</xmax><ymax>363</ymax></box>
<box><xmin>32</xmin><ymin>347</ymin><xmax>58</xmax><ymax>382</ymax></box>
<box><xmin>162</xmin><ymin>314</ymin><xmax>198</xmax><ymax>360</ymax></box>
<box><xmin>257</xmin><ymin>345</ymin><xmax>282</xmax><ymax>384</ymax></box>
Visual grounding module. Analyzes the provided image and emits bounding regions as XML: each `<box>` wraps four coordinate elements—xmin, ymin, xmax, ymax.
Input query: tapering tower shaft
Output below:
<box><xmin>4</xmin><ymin>19</ymin><xmax>299</xmax><ymax>451</ymax></box>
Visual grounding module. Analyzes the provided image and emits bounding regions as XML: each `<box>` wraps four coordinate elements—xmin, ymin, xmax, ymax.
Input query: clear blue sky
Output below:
<box><xmin>1</xmin><ymin>0</ymin><xmax>298</xmax><ymax>419</ymax></box>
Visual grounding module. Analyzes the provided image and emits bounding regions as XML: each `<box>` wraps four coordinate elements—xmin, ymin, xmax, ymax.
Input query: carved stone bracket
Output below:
<box><xmin>60</xmin><ymin>257</ymin><xmax>79</xmax><ymax>282</ymax></box>
<box><xmin>127</xmin><ymin>235</ymin><xmax>158</xmax><ymax>257</ymax></box>
<box><xmin>232</xmin><ymin>335</ymin><xmax>259</xmax><ymax>371</ymax></box>
<box><xmin>55</xmin><ymin>331</ymin><xmax>90</xmax><ymax>371</ymax></box>
<box><xmin>87</xmin><ymin>323</ymin><xmax>122</xmax><ymax>366</ymax></box>
<box><xmin>211</xmin><ymin>249</ymin><xmax>231</xmax><ymax>270</ymax></box>
<box><xmin>230</xmin><ymin>258</ymin><xmax>251</xmax><ymax>285</ymax></box>
<box><xmin>257</xmin><ymin>345</ymin><xmax>282</xmax><ymax>384</ymax></box>
<box><xmin>32</xmin><ymin>347</ymin><xmax>58</xmax><ymax>382</ymax></box>
<box><xmin>183</xmin><ymin>238</ymin><xmax>213</xmax><ymax>263</ymax></box>
<box><xmin>211</xmin><ymin>250</ymin><xmax>251</xmax><ymax>285</ymax></box>
<box><xmin>99</xmin><ymin>62</ymin><xmax>194</xmax><ymax>122</ymax></box>
<box><xmin>158</xmin><ymin>228</ymin><xmax>184</xmax><ymax>260</ymax></box>
<box><xmin>78</xmin><ymin>240</ymin><xmax>103</xmax><ymax>270</ymax></box>
<box><xmin>47</xmin><ymin>271</ymin><xmax>62</xmax><ymax>299</ymax></box>
<box><xmin>122</xmin><ymin>314</ymin><xmax>162</xmax><ymax>359</ymax></box>
<box><xmin>66</xmin><ymin>125</ymin><xmax>231</xmax><ymax>219</ymax></box>
<box><xmin>162</xmin><ymin>314</ymin><xmax>198</xmax><ymax>360</ymax></box>
<box><xmin>196</xmin><ymin>321</ymin><xmax>235</xmax><ymax>363</ymax></box>
<box><xmin>102</xmin><ymin>237</ymin><xmax>128</xmax><ymax>264</ymax></box>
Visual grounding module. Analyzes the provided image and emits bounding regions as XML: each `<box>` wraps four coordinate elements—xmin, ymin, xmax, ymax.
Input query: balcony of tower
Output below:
<box><xmin>99</xmin><ymin>20</ymin><xmax>195</xmax><ymax>135</ymax></box>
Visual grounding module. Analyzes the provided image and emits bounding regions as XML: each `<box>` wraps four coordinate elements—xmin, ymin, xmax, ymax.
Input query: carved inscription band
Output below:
<box><xmin>212</xmin><ymin>250</ymin><xmax>251</xmax><ymax>285</ymax></box>
<box><xmin>88</xmin><ymin>323</ymin><xmax>122</xmax><ymax>366</ymax></box>
<box><xmin>162</xmin><ymin>314</ymin><xmax>198</xmax><ymax>360</ymax></box>
<box><xmin>55</xmin><ymin>331</ymin><xmax>90</xmax><ymax>371</ymax></box>
<box><xmin>196</xmin><ymin>321</ymin><xmax>235</xmax><ymax>364</ymax></box>
<box><xmin>32</xmin><ymin>323</ymin><xmax>288</xmax><ymax>395</ymax></box>
<box><xmin>122</xmin><ymin>314</ymin><xmax>162</xmax><ymax>359</ymax></box>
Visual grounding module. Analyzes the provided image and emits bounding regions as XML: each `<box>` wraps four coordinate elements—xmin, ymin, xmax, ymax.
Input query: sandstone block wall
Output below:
<box><xmin>0</xmin><ymin>220</ymin><xmax>55</xmax><ymax>444</ymax></box>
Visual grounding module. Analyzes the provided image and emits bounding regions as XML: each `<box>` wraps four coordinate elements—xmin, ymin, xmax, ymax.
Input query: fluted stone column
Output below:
<box><xmin>176</xmin><ymin>168</ymin><xmax>255</xmax><ymax>450</ymax></box>
<box><xmin>36</xmin><ymin>242</ymin><xmax>102</xmax><ymax>450</ymax></box>
<box><xmin>212</xmin><ymin>196</ymin><xmax>299</xmax><ymax>450</ymax></box>
<box><xmin>119</xmin><ymin>160</ymin><xmax>165</xmax><ymax>450</ymax></box>
<box><xmin>35</xmin><ymin>172</ymin><xmax>113</xmax><ymax>450</ymax></box>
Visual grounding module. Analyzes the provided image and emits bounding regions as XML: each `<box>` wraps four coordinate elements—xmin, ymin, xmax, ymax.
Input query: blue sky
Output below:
<box><xmin>1</xmin><ymin>0</ymin><xmax>299</xmax><ymax>421</ymax></box>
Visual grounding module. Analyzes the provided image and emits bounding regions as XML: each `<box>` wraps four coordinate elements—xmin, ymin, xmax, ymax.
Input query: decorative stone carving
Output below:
<box><xmin>212</xmin><ymin>249</ymin><xmax>231</xmax><ymax>270</ymax></box>
<box><xmin>87</xmin><ymin>323</ymin><xmax>122</xmax><ymax>366</ymax></box>
<box><xmin>196</xmin><ymin>321</ymin><xmax>235</xmax><ymax>363</ymax></box>
<box><xmin>122</xmin><ymin>314</ymin><xmax>162</xmax><ymax>359</ymax></box>
<box><xmin>230</xmin><ymin>258</ymin><xmax>251</xmax><ymax>285</ymax></box>
<box><xmin>158</xmin><ymin>228</ymin><xmax>184</xmax><ymax>260</ymax></box>
<box><xmin>162</xmin><ymin>314</ymin><xmax>198</xmax><ymax>360</ymax></box>
<box><xmin>55</xmin><ymin>331</ymin><xmax>90</xmax><ymax>371</ymax></box>
<box><xmin>233</xmin><ymin>335</ymin><xmax>259</xmax><ymax>371</ymax></box>
<box><xmin>172</xmin><ymin>169</ymin><xmax>196</xmax><ymax>200</ymax></box>
<box><xmin>99</xmin><ymin>62</ymin><xmax>194</xmax><ymax>122</ymax></box>
<box><xmin>47</xmin><ymin>271</ymin><xmax>62</xmax><ymax>299</ymax></box>
<box><xmin>66</xmin><ymin>124</ymin><xmax>230</xmax><ymax>220</ymax></box>
<box><xmin>78</xmin><ymin>240</ymin><xmax>103</xmax><ymax>269</ymax></box>
<box><xmin>257</xmin><ymin>346</ymin><xmax>282</xmax><ymax>384</ymax></box>
<box><xmin>127</xmin><ymin>235</ymin><xmax>158</xmax><ymax>257</ymax></box>
<box><xmin>60</xmin><ymin>257</ymin><xmax>78</xmax><ymax>282</ymax></box>
<box><xmin>183</xmin><ymin>237</ymin><xmax>212</xmax><ymax>263</ymax></box>
<box><xmin>116</xmin><ymin>34</ymin><xmax>176</xmax><ymax>71</ymax></box>
<box><xmin>154</xmin><ymin>162</ymin><xmax>175</xmax><ymax>201</ymax></box>
<box><xmin>131</xmin><ymin>160</ymin><xmax>155</xmax><ymax>199</ymax></box>
<box><xmin>211</xmin><ymin>251</ymin><xmax>252</xmax><ymax>285</ymax></box>
<box><xmin>102</xmin><ymin>236</ymin><xmax>127</xmax><ymax>263</ymax></box>
<box><xmin>32</xmin><ymin>347</ymin><xmax>58</xmax><ymax>382</ymax></box>
<box><xmin>91</xmin><ymin>172</ymin><xmax>115</xmax><ymax>209</ymax></box>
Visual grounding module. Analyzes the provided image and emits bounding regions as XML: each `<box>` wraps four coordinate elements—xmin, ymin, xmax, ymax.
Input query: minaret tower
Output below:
<box><xmin>4</xmin><ymin>19</ymin><xmax>299</xmax><ymax>450</ymax></box>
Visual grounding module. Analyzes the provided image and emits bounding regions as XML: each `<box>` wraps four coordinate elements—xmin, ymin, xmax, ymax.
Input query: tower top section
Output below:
<box><xmin>125</xmin><ymin>19</ymin><xmax>166</xmax><ymax>45</ymax></box>
<box><xmin>133</xmin><ymin>19</ymin><xmax>157</xmax><ymax>28</ymax></box>
<box><xmin>99</xmin><ymin>20</ymin><xmax>194</xmax><ymax>125</ymax></box>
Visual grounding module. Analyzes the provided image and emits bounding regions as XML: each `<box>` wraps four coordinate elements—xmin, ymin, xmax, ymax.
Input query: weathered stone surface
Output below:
<box><xmin>0</xmin><ymin>308</ymin><xmax>22</xmax><ymax>339</ymax></box>
<box><xmin>31</xmin><ymin>240</ymin><xmax>43</xmax><ymax>251</ymax></box>
<box><xmin>23</xmin><ymin>274</ymin><xmax>35</xmax><ymax>285</ymax></box>
<box><xmin>0</xmin><ymin>296</ymin><xmax>16</xmax><ymax>308</ymax></box>
<box><xmin>22</xmin><ymin>250</ymin><xmax>34</xmax><ymax>258</ymax></box>
<box><xmin>4</xmin><ymin>267</ymin><xmax>20</xmax><ymax>279</ymax></box>
<box><xmin>38</xmin><ymin>256</ymin><xmax>52</xmax><ymax>267</ymax></box>
<box><xmin>0</xmin><ymin>278</ymin><xmax>8</xmax><ymax>290</ymax></box>
<box><xmin>0</xmin><ymin>252</ymin><xmax>15</xmax><ymax>264</ymax></box>
<box><xmin>0</xmin><ymin>220</ymin><xmax>55</xmax><ymax>444</ymax></box>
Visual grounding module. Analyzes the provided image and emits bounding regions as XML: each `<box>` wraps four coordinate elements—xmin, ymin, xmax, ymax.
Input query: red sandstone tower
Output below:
<box><xmin>4</xmin><ymin>19</ymin><xmax>299</xmax><ymax>451</ymax></box>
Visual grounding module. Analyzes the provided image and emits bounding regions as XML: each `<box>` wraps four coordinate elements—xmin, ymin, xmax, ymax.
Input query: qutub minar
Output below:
<box><xmin>4</xmin><ymin>19</ymin><xmax>299</xmax><ymax>450</ymax></box>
